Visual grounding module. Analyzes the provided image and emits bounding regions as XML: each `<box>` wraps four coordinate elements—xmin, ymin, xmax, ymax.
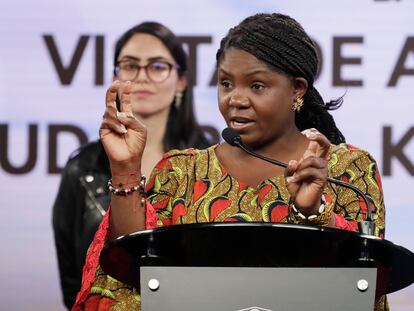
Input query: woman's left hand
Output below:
<box><xmin>285</xmin><ymin>128</ymin><xmax>331</xmax><ymax>216</ymax></box>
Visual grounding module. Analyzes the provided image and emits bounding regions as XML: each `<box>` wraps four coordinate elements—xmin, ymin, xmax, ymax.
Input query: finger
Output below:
<box><xmin>284</xmin><ymin>160</ymin><xmax>299</xmax><ymax>177</ymax></box>
<box><xmin>102</xmin><ymin>102</ymin><xmax>122</xmax><ymax>130</ymax></box>
<box><xmin>287</xmin><ymin>167</ymin><xmax>328</xmax><ymax>186</ymax></box>
<box><xmin>302</xmin><ymin>141</ymin><xmax>318</xmax><ymax>159</ymax></box>
<box><xmin>302</xmin><ymin>128</ymin><xmax>331</xmax><ymax>158</ymax></box>
<box><xmin>285</xmin><ymin>160</ymin><xmax>301</xmax><ymax>200</ymax></box>
<box><xmin>103</xmin><ymin>102</ymin><xmax>118</xmax><ymax>120</ymax></box>
<box><xmin>100</xmin><ymin>117</ymin><xmax>127</xmax><ymax>135</ymax></box>
<box><xmin>300</xmin><ymin>144</ymin><xmax>319</xmax><ymax>161</ymax></box>
<box><xmin>117</xmin><ymin>111</ymin><xmax>146</xmax><ymax>132</ymax></box>
<box><xmin>296</xmin><ymin>156</ymin><xmax>327</xmax><ymax>171</ymax></box>
<box><xmin>106</xmin><ymin>80</ymin><xmax>121</xmax><ymax>109</ymax></box>
<box><xmin>100</xmin><ymin>103</ymin><xmax>127</xmax><ymax>135</ymax></box>
<box><xmin>120</xmin><ymin>81</ymin><xmax>132</xmax><ymax>114</ymax></box>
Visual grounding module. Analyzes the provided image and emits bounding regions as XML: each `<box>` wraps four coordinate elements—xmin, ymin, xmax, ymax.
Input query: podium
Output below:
<box><xmin>100</xmin><ymin>223</ymin><xmax>414</xmax><ymax>311</ymax></box>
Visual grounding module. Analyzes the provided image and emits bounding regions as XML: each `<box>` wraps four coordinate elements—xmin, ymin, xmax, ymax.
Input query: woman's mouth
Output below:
<box><xmin>133</xmin><ymin>90</ymin><xmax>154</xmax><ymax>98</ymax></box>
<box><xmin>230</xmin><ymin>117</ymin><xmax>254</xmax><ymax>131</ymax></box>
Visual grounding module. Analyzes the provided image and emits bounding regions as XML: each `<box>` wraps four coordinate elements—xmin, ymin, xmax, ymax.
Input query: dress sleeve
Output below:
<box><xmin>289</xmin><ymin>145</ymin><xmax>386</xmax><ymax>237</ymax></box>
<box><xmin>330</xmin><ymin>145</ymin><xmax>386</xmax><ymax>238</ymax></box>
<box><xmin>146</xmin><ymin>149</ymin><xmax>195</xmax><ymax>227</ymax></box>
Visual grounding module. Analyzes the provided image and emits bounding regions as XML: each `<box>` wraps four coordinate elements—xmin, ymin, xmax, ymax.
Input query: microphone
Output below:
<box><xmin>221</xmin><ymin>127</ymin><xmax>376</xmax><ymax>236</ymax></box>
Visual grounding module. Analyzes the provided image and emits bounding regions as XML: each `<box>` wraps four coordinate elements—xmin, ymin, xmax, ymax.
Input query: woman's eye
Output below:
<box><xmin>149</xmin><ymin>62</ymin><xmax>169</xmax><ymax>72</ymax></box>
<box><xmin>122</xmin><ymin>63</ymin><xmax>138</xmax><ymax>71</ymax></box>
<box><xmin>220</xmin><ymin>80</ymin><xmax>232</xmax><ymax>88</ymax></box>
<box><xmin>251</xmin><ymin>83</ymin><xmax>265</xmax><ymax>90</ymax></box>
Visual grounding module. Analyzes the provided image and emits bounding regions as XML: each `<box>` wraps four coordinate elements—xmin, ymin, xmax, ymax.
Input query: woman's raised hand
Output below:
<box><xmin>99</xmin><ymin>81</ymin><xmax>147</xmax><ymax>173</ymax></box>
<box><xmin>285</xmin><ymin>128</ymin><xmax>331</xmax><ymax>215</ymax></box>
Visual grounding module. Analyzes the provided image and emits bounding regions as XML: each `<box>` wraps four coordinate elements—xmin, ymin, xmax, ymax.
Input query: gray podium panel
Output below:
<box><xmin>141</xmin><ymin>266</ymin><xmax>377</xmax><ymax>311</ymax></box>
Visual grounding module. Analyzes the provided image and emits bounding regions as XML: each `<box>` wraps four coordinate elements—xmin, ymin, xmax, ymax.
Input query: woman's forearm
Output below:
<box><xmin>108</xmin><ymin>192</ymin><xmax>146</xmax><ymax>240</ymax></box>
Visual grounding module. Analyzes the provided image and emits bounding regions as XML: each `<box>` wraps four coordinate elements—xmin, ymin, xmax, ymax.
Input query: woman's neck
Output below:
<box><xmin>215</xmin><ymin>128</ymin><xmax>308</xmax><ymax>188</ymax></box>
<box><xmin>248</xmin><ymin>129</ymin><xmax>308</xmax><ymax>162</ymax></box>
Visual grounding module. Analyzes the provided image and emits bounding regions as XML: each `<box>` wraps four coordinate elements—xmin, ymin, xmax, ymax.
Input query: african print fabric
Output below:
<box><xmin>73</xmin><ymin>143</ymin><xmax>388</xmax><ymax>311</ymax></box>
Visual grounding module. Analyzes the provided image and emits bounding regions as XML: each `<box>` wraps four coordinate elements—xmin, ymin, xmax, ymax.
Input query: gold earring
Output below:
<box><xmin>174</xmin><ymin>92</ymin><xmax>183</xmax><ymax>109</ymax></box>
<box><xmin>292</xmin><ymin>97</ymin><xmax>304</xmax><ymax>112</ymax></box>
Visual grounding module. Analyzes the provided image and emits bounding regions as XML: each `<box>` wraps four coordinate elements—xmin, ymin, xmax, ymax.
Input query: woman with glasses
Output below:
<box><xmin>52</xmin><ymin>21</ymin><xmax>214</xmax><ymax>310</ymax></box>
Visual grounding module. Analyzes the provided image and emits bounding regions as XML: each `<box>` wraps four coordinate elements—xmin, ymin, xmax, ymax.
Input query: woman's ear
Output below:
<box><xmin>293</xmin><ymin>77</ymin><xmax>308</xmax><ymax>99</ymax></box>
<box><xmin>176</xmin><ymin>75</ymin><xmax>188</xmax><ymax>92</ymax></box>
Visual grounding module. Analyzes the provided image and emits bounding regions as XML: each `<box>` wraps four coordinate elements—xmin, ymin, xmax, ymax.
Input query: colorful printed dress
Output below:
<box><xmin>73</xmin><ymin>143</ymin><xmax>388</xmax><ymax>311</ymax></box>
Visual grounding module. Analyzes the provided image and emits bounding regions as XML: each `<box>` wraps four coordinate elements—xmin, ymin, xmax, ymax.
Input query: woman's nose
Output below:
<box><xmin>134</xmin><ymin>67</ymin><xmax>150</xmax><ymax>83</ymax></box>
<box><xmin>229</xmin><ymin>94</ymin><xmax>250</xmax><ymax>108</ymax></box>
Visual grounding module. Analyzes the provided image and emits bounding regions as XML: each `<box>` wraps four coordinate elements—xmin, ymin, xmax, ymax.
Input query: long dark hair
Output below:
<box><xmin>216</xmin><ymin>13</ymin><xmax>345</xmax><ymax>145</ymax></box>
<box><xmin>114</xmin><ymin>22</ymin><xmax>211</xmax><ymax>150</ymax></box>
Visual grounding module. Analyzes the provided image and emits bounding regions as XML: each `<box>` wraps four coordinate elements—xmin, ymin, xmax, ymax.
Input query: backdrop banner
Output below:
<box><xmin>0</xmin><ymin>1</ymin><xmax>413</xmax><ymax>310</ymax></box>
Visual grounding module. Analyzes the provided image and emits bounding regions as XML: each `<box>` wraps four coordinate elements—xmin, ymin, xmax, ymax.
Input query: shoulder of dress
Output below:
<box><xmin>327</xmin><ymin>143</ymin><xmax>379</xmax><ymax>177</ymax></box>
<box><xmin>329</xmin><ymin>143</ymin><xmax>374</xmax><ymax>161</ymax></box>
<box><xmin>153</xmin><ymin>145</ymin><xmax>218</xmax><ymax>170</ymax></box>
<box><xmin>162</xmin><ymin>145</ymin><xmax>218</xmax><ymax>160</ymax></box>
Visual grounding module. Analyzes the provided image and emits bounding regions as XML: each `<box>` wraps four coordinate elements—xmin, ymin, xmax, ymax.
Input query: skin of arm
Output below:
<box><xmin>100</xmin><ymin>81</ymin><xmax>148</xmax><ymax>239</ymax></box>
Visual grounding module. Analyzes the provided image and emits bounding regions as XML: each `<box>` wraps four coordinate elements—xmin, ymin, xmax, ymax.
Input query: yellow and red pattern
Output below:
<box><xmin>73</xmin><ymin>143</ymin><xmax>387</xmax><ymax>311</ymax></box>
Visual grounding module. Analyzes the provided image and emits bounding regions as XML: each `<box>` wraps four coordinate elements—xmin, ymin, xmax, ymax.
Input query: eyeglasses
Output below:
<box><xmin>114</xmin><ymin>60</ymin><xmax>179</xmax><ymax>83</ymax></box>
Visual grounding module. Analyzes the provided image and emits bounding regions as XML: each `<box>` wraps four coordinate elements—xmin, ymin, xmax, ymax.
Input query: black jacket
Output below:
<box><xmin>52</xmin><ymin>140</ymin><xmax>110</xmax><ymax>309</ymax></box>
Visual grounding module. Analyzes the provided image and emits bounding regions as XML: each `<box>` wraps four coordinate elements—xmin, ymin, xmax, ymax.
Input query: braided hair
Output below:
<box><xmin>216</xmin><ymin>13</ymin><xmax>345</xmax><ymax>144</ymax></box>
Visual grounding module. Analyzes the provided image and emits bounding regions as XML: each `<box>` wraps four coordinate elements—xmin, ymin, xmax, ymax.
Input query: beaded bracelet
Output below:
<box><xmin>108</xmin><ymin>175</ymin><xmax>146</xmax><ymax>197</ymax></box>
<box><xmin>291</xmin><ymin>194</ymin><xmax>327</xmax><ymax>220</ymax></box>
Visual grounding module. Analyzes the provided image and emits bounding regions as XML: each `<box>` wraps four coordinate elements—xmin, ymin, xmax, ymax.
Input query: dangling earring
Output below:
<box><xmin>292</xmin><ymin>97</ymin><xmax>304</xmax><ymax>113</ymax></box>
<box><xmin>174</xmin><ymin>92</ymin><xmax>183</xmax><ymax>109</ymax></box>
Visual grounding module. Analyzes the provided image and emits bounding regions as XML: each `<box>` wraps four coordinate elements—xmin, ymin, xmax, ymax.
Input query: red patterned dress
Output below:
<box><xmin>73</xmin><ymin>144</ymin><xmax>387</xmax><ymax>311</ymax></box>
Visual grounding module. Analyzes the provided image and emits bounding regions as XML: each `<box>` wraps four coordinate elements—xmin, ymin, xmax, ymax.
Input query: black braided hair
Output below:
<box><xmin>216</xmin><ymin>13</ymin><xmax>346</xmax><ymax>144</ymax></box>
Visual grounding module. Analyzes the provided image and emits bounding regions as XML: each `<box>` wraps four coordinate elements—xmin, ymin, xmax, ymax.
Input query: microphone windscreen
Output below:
<box><xmin>221</xmin><ymin>128</ymin><xmax>241</xmax><ymax>146</ymax></box>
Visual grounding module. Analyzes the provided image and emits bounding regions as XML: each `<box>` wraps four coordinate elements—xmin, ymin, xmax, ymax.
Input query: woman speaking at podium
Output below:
<box><xmin>73</xmin><ymin>13</ymin><xmax>387</xmax><ymax>311</ymax></box>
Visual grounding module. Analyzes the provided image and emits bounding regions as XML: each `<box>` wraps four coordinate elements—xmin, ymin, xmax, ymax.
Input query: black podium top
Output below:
<box><xmin>100</xmin><ymin>223</ymin><xmax>414</xmax><ymax>296</ymax></box>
